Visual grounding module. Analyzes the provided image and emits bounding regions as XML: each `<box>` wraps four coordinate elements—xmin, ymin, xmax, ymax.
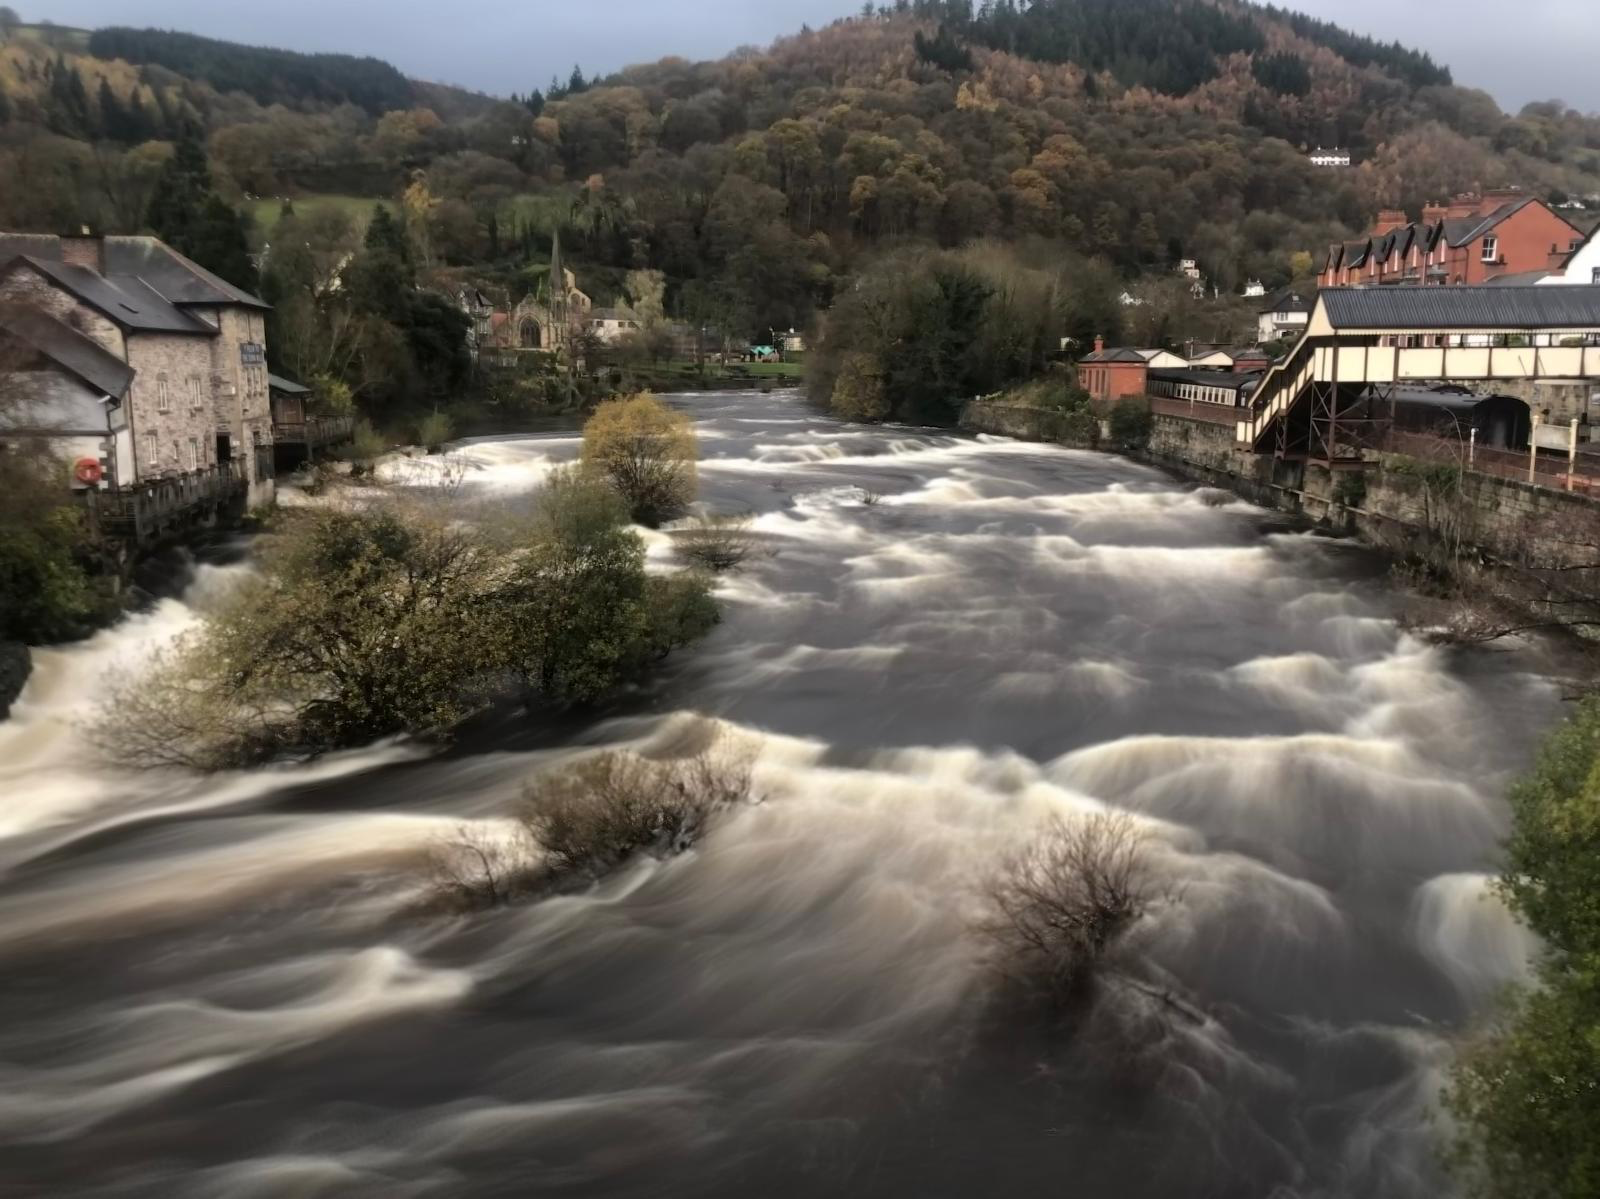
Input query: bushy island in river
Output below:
<box><xmin>94</xmin><ymin>394</ymin><xmax>719</xmax><ymax>771</ymax></box>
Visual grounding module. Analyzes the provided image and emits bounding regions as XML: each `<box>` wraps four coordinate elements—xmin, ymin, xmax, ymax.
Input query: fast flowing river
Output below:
<box><xmin>0</xmin><ymin>390</ymin><xmax>1566</xmax><ymax>1198</ymax></box>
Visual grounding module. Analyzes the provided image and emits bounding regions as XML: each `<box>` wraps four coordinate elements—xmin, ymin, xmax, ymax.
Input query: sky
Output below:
<box><xmin>29</xmin><ymin>0</ymin><xmax>1600</xmax><ymax>114</ymax></box>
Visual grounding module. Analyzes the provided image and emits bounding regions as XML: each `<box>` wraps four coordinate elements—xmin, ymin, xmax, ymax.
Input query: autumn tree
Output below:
<box><xmin>580</xmin><ymin>394</ymin><xmax>698</xmax><ymax>525</ymax></box>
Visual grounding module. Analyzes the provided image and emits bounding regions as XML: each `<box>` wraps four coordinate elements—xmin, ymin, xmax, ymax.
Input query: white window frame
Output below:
<box><xmin>1481</xmin><ymin>235</ymin><xmax>1499</xmax><ymax>263</ymax></box>
<box><xmin>156</xmin><ymin>375</ymin><xmax>171</xmax><ymax>413</ymax></box>
<box><xmin>144</xmin><ymin>430</ymin><xmax>160</xmax><ymax>470</ymax></box>
<box><xmin>189</xmin><ymin>374</ymin><xmax>204</xmax><ymax>410</ymax></box>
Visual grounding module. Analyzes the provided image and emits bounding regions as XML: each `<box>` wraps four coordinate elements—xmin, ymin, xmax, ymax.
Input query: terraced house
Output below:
<box><xmin>0</xmin><ymin>233</ymin><xmax>275</xmax><ymax>508</ymax></box>
<box><xmin>1321</xmin><ymin>191</ymin><xmax>1585</xmax><ymax>289</ymax></box>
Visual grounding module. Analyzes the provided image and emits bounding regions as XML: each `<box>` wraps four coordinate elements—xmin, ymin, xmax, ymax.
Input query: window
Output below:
<box><xmin>156</xmin><ymin>375</ymin><xmax>171</xmax><ymax>413</ymax></box>
<box><xmin>189</xmin><ymin>375</ymin><xmax>204</xmax><ymax>409</ymax></box>
<box><xmin>1481</xmin><ymin>236</ymin><xmax>1499</xmax><ymax>262</ymax></box>
<box><xmin>144</xmin><ymin>430</ymin><xmax>159</xmax><ymax>471</ymax></box>
<box><xmin>188</xmin><ymin>438</ymin><xmax>200</xmax><ymax>471</ymax></box>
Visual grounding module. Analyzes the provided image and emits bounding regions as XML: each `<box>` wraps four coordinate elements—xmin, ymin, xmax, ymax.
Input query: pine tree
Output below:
<box><xmin>146</xmin><ymin>135</ymin><xmax>212</xmax><ymax>243</ymax></box>
<box><xmin>98</xmin><ymin>78</ymin><xmax>131</xmax><ymax>142</ymax></box>
<box><xmin>567</xmin><ymin>65</ymin><xmax>588</xmax><ymax>95</ymax></box>
<box><xmin>190</xmin><ymin>194</ymin><xmax>259</xmax><ymax>292</ymax></box>
<box><xmin>363</xmin><ymin>203</ymin><xmax>410</xmax><ymax>264</ymax></box>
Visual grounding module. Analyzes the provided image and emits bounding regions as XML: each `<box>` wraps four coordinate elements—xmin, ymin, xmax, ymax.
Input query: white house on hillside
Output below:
<box><xmin>1309</xmin><ymin>147</ymin><xmax>1352</xmax><ymax>168</ymax></box>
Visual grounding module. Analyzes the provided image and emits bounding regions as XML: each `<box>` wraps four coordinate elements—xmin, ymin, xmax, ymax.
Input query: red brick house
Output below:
<box><xmin>1320</xmin><ymin>191</ymin><xmax>1584</xmax><ymax>289</ymax></box>
<box><xmin>1078</xmin><ymin>338</ymin><xmax>1149</xmax><ymax>409</ymax></box>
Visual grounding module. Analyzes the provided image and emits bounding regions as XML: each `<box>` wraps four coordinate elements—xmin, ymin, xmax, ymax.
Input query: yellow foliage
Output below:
<box><xmin>580</xmin><ymin>393</ymin><xmax>698</xmax><ymax>525</ymax></box>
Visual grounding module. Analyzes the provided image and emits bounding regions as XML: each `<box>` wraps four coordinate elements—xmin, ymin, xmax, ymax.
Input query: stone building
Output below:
<box><xmin>507</xmin><ymin>230</ymin><xmax>592</xmax><ymax>354</ymax></box>
<box><xmin>0</xmin><ymin>233</ymin><xmax>275</xmax><ymax>506</ymax></box>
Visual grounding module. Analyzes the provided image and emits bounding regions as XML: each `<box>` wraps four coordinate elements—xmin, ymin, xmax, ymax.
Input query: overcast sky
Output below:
<box><xmin>31</xmin><ymin>0</ymin><xmax>1600</xmax><ymax>114</ymax></box>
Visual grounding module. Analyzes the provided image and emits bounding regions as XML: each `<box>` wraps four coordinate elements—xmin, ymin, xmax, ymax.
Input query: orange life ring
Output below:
<box><xmin>74</xmin><ymin>458</ymin><xmax>103</xmax><ymax>486</ymax></box>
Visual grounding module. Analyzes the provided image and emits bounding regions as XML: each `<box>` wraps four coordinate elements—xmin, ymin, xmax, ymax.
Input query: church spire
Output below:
<box><xmin>550</xmin><ymin>226</ymin><xmax>564</xmax><ymax>295</ymax></box>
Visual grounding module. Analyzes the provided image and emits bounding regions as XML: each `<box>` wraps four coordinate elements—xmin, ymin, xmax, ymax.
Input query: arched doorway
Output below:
<box><xmin>519</xmin><ymin>320</ymin><xmax>542</xmax><ymax>349</ymax></box>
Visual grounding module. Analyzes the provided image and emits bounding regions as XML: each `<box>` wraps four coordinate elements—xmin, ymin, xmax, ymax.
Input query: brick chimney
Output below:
<box><xmin>1093</xmin><ymin>335</ymin><xmax>1105</xmax><ymax>354</ymax></box>
<box><xmin>59</xmin><ymin>234</ymin><xmax>105</xmax><ymax>273</ymax></box>
<box><xmin>1422</xmin><ymin>202</ymin><xmax>1448</xmax><ymax>225</ymax></box>
<box><xmin>1445</xmin><ymin>193</ymin><xmax>1480</xmax><ymax>220</ymax></box>
<box><xmin>1478</xmin><ymin>186</ymin><xmax>1525</xmax><ymax>215</ymax></box>
<box><xmin>1371</xmin><ymin>209</ymin><xmax>1409</xmax><ymax>237</ymax></box>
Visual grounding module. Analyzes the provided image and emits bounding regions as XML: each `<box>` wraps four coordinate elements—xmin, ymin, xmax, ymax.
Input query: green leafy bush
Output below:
<box><xmin>1108</xmin><ymin>398</ymin><xmax>1154</xmax><ymax>451</ymax></box>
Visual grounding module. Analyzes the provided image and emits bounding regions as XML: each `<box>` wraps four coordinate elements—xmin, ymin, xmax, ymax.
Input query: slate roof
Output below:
<box><xmin>100</xmin><ymin>237</ymin><xmax>269</xmax><ymax>309</ymax></box>
<box><xmin>0</xmin><ymin>233</ymin><xmax>268</xmax><ymax>310</ymax></box>
<box><xmin>2</xmin><ymin>256</ymin><xmax>214</xmax><ymax>335</ymax></box>
<box><xmin>0</xmin><ymin>307</ymin><xmax>134</xmax><ymax>398</ymax></box>
<box><xmin>1080</xmin><ymin>347</ymin><xmax>1149</xmax><ymax>363</ymax></box>
<box><xmin>1319</xmin><ymin>285</ymin><xmax>1600</xmax><ymax>329</ymax></box>
<box><xmin>1149</xmin><ymin>367</ymin><xmax>1263</xmax><ymax>390</ymax></box>
<box><xmin>1260</xmin><ymin>289</ymin><xmax>1312</xmax><ymax>314</ymax></box>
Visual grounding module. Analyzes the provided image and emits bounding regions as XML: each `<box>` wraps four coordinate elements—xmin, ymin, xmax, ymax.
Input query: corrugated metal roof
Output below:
<box><xmin>1320</xmin><ymin>285</ymin><xmax>1600</xmax><ymax>329</ymax></box>
<box><xmin>0</xmin><ymin>308</ymin><xmax>134</xmax><ymax>398</ymax></box>
<box><xmin>1149</xmin><ymin>367</ymin><xmax>1262</xmax><ymax>390</ymax></box>
<box><xmin>268</xmin><ymin>373</ymin><xmax>310</xmax><ymax>395</ymax></box>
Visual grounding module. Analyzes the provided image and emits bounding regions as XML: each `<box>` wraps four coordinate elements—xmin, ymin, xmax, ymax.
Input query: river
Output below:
<box><xmin>0</xmin><ymin>390</ymin><xmax>1565</xmax><ymax>1197</ymax></box>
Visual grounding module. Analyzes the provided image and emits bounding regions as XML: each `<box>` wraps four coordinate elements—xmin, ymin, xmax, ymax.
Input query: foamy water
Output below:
<box><xmin>0</xmin><ymin>390</ymin><xmax>1561</xmax><ymax>1197</ymax></box>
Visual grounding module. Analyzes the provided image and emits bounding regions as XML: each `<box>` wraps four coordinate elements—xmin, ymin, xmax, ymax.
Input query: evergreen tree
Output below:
<box><xmin>363</xmin><ymin>203</ymin><xmax>411</xmax><ymax>266</ymax></box>
<box><xmin>0</xmin><ymin>85</ymin><xmax>10</xmax><ymax>126</ymax></box>
<box><xmin>567</xmin><ymin>65</ymin><xmax>588</xmax><ymax>95</ymax></box>
<box><xmin>97</xmin><ymin>78</ymin><xmax>130</xmax><ymax>142</ymax></box>
<box><xmin>524</xmin><ymin>87</ymin><xmax>545</xmax><ymax>117</ymax></box>
<box><xmin>190</xmin><ymin>194</ymin><xmax>259</xmax><ymax>292</ymax></box>
<box><xmin>146</xmin><ymin>134</ymin><xmax>212</xmax><ymax>241</ymax></box>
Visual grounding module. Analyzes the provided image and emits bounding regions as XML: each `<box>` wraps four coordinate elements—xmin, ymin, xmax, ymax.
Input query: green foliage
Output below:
<box><xmin>87</xmin><ymin>26</ymin><xmax>414</xmax><ymax>115</ymax></box>
<box><xmin>1252</xmin><ymin>52</ymin><xmax>1312</xmax><ymax>98</ymax></box>
<box><xmin>98</xmin><ymin>475</ymin><xmax>718</xmax><ymax>768</ymax></box>
<box><xmin>416</xmin><ymin>411</ymin><xmax>454</xmax><ymax>454</ymax></box>
<box><xmin>814</xmin><ymin>244</ymin><xmax>1066</xmax><ymax>425</ymax></box>
<box><xmin>1332</xmin><ymin>471</ymin><xmax>1368</xmax><ymax>509</ymax></box>
<box><xmin>1108</xmin><ymin>397</ymin><xmax>1153</xmax><ymax>451</ymax></box>
<box><xmin>1446</xmin><ymin>700</ymin><xmax>1600</xmax><ymax>1198</ymax></box>
<box><xmin>0</xmin><ymin>445</ymin><xmax>102</xmax><ymax>644</ymax></box>
<box><xmin>145</xmin><ymin>136</ymin><xmax>258</xmax><ymax>292</ymax></box>
<box><xmin>913</xmin><ymin>23</ymin><xmax>973</xmax><ymax>72</ymax></box>
<box><xmin>348</xmin><ymin>418</ymin><xmax>388</xmax><ymax>466</ymax></box>
<box><xmin>965</xmin><ymin>0</ymin><xmax>1264</xmax><ymax>97</ymax></box>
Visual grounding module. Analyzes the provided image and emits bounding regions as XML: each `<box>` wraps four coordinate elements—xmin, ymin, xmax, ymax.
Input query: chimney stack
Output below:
<box><xmin>59</xmin><ymin>234</ymin><xmax>105</xmax><ymax>274</ymax></box>
<box><xmin>1371</xmin><ymin>209</ymin><xmax>1409</xmax><ymax>237</ymax></box>
<box><xmin>1479</xmin><ymin>186</ymin><xmax>1525</xmax><ymax>215</ymax></box>
<box><xmin>1446</xmin><ymin>193</ymin><xmax>1480</xmax><ymax>220</ymax></box>
<box><xmin>1422</xmin><ymin>201</ymin><xmax>1448</xmax><ymax>225</ymax></box>
<box><xmin>1093</xmin><ymin>335</ymin><xmax>1105</xmax><ymax>354</ymax></box>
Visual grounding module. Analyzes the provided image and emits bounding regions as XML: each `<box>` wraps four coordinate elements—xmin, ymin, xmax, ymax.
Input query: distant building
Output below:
<box><xmin>0</xmin><ymin>232</ymin><xmax>275</xmax><ymax>506</ymax></box>
<box><xmin>1309</xmin><ymin>147</ymin><xmax>1352</xmax><ymax>168</ymax></box>
<box><xmin>505</xmin><ymin>230</ymin><xmax>591</xmax><ymax>354</ymax></box>
<box><xmin>1258</xmin><ymin>288</ymin><xmax>1312</xmax><ymax>344</ymax></box>
<box><xmin>587</xmin><ymin>307</ymin><xmax>641</xmax><ymax>344</ymax></box>
<box><xmin>1136</xmin><ymin>348</ymin><xmax>1188</xmax><ymax>369</ymax></box>
<box><xmin>1321</xmin><ymin>191</ymin><xmax>1585</xmax><ymax>288</ymax></box>
<box><xmin>1079</xmin><ymin>338</ymin><xmax>1151</xmax><ymax>408</ymax></box>
<box><xmin>1541</xmin><ymin>223</ymin><xmax>1600</xmax><ymax>286</ymax></box>
<box><xmin>1242</xmin><ymin>279</ymin><xmax>1266</xmax><ymax>298</ymax></box>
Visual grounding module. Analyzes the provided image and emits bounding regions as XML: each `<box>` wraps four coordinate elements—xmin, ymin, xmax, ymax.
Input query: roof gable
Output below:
<box><xmin>0</xmin><ymin>308</ymin><xmax>134</xmax><ymax>398</ymax></box>
<box><xmin>101</xmin><ymin>237</ymin><xmax>269</xmax><ymax>310</ymax></box>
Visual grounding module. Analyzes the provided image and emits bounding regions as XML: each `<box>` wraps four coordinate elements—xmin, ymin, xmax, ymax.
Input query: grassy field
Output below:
<box><xmin>248</xmin><ymin>195</ymin><xmax>392</xmax><ymax>240</ymax></box>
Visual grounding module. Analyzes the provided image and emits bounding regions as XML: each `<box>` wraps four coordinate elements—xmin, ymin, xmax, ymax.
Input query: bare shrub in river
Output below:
<box><xmin>673</xmin><ymin>513</ymin><xmax>762</xmax><ymax>572</ymax></box>
<box><xmin>521</xmin><ymin>736</ymin><xmax>756</xmax><ymax>882</ymax></box>
<box><xmin>979</xmin><ymin>811</ymin><xmax>1155</xmax><ymax>1006</ymax></box>
<box><xmin>427</xmin><ymin>824</ymin><xmax>533</xmax><ymax>911</ymax></box>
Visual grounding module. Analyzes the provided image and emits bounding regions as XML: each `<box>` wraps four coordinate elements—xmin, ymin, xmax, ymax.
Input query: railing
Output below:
<box><xmin>83</xmin><ymin>461</ymin><xmax>247</xmax><ymax>541</ymax></box>
<box><xmin>1379</xmin><ymin>429</ymin><xmax>1600</xmax><ymax>494</ymax></box>
<box><xmin>272</xmin><ymin>414</ymin><xmax>354</xmax><ymax>447</ymax></box>
<box><xmin>1238</xmin><ymin>335</ymin><xmax>1320</xmax><ymax>446</ymax></box>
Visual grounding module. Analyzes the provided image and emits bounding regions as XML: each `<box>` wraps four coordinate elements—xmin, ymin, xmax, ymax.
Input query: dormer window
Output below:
<box><xmin>1481</xmin><ymin>235</ymin><xmax>1499</xmax><ymax>262</ymax></box>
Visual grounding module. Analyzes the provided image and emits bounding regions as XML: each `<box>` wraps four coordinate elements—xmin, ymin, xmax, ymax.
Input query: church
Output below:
<box><xmin>507</xmin><ymin>230</ymin><xmax>591</xmax><ymax>354</ymax></box>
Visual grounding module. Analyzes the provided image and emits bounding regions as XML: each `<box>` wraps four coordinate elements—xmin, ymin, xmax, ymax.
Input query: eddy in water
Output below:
<box><xmin>0</xmin><ymin>391</ymin><xmax>1563</xmax><ymax>1197</ymax></box>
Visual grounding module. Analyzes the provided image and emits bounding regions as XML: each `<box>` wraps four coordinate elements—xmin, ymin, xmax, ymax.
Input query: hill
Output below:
<box><xmin>2</xmin><ymin>2</ymin><xmax>1599</xmax><ymax>361</ymax></box>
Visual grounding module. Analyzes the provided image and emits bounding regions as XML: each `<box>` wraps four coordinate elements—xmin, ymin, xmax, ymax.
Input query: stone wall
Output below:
<box><xmin>125</xmin><ymin>332</ymin><xmax>226</xmax><ymax>482</ymax></box>
<box><xmin>1147</xmin><ymin>410</ymin><xmax>1600</xmax><ymax>568</ymax></box>
<box><xmin>959</xmin><ymin>400</ymin><xmax>1099</xmax><ymax>449</ymax></box>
